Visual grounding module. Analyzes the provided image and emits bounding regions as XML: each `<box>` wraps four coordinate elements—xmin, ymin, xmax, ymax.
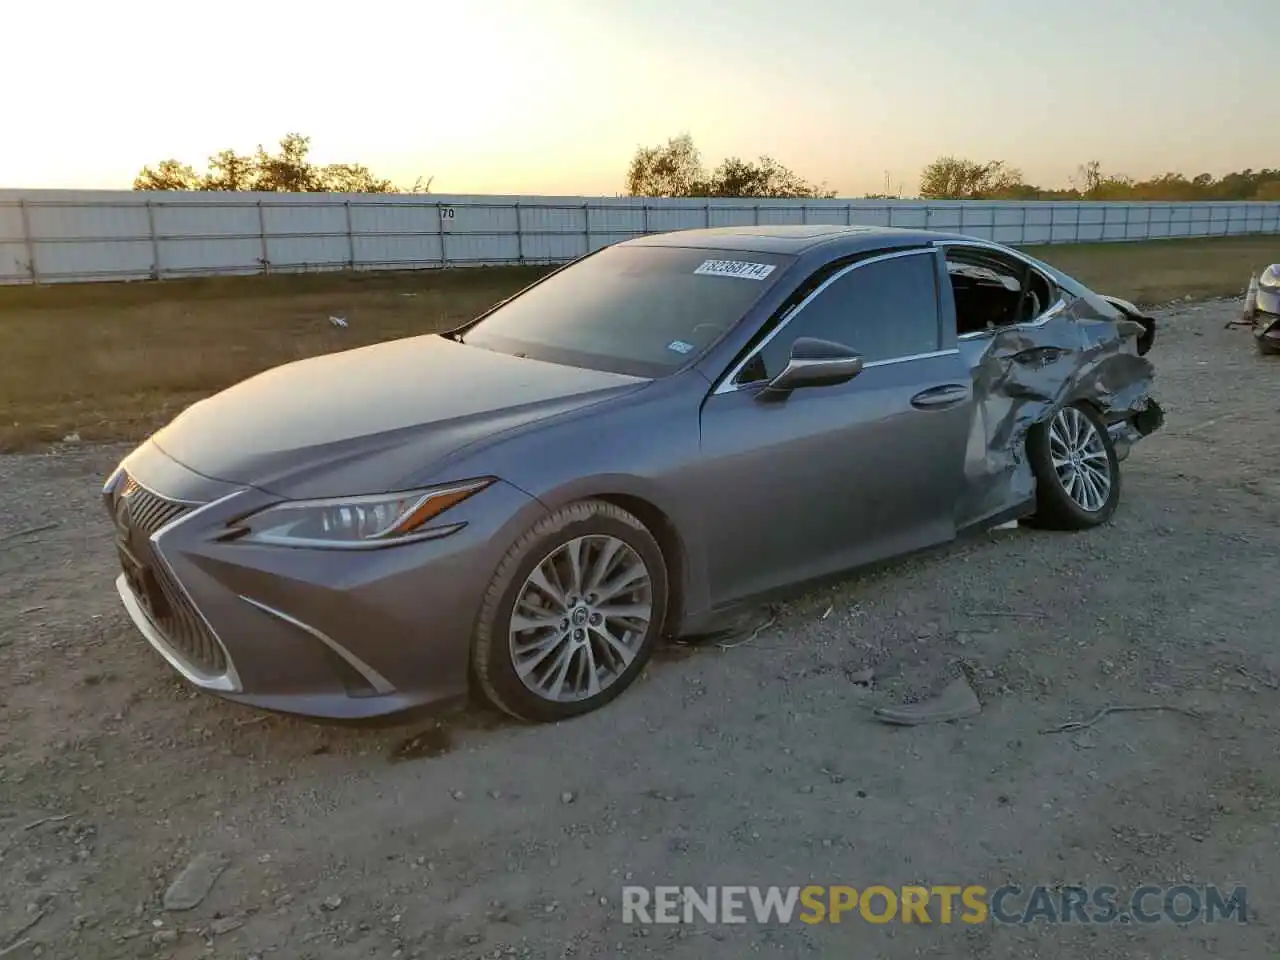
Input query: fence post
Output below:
<box><xmin>1018</xmin><ymin>204</ymin><xmax>1027</xmax><ymax>245</ymax></box>
<box><xmin>583</xmin><ymin>202</ymin><xmax>591</xmax><ymax>257</ymax></box>
<box><xmin>256</xmin><ymin>198</ymin><xmax>269</xmax><ymax>274</ymax></box>
<box><xmin>144</xmin><ymin>197</ymin><xmax>161</xmax><ymax>280</ymax></box>
<box><xmin>344</xmin><ymin>199</ymin><xmax>355</xmax><ymax>270</ymax></box>
<box><xmin>845</xmin><ymin>203</ymin><xmax>852</xmax><ymax>226</ymax></box>
<box><xmin>887</xmin><ymin>204</ymin><xmax>895</xmax><ymax>228</ymax></box>
<box><xmin>704</xmin><ymin>202</ymin><xmax>711</xmax><ymax>228</ymax></box>
<box><xmin>18</xmin><ymin>198</ymin><xmax>37</xmax><ymax>283</ymax></box>
<box><xmin>753</xmin><ymin>204</ymin><xmax>760</xmax><ymax>226</ymax></box>
<box><xmin>438</xmin><ymin>201</ymin><xmax>448</xmax><ymax>267</ymax></box>
<box><xmin>642</xmin><ymin>201</ymin><xmax>650</xmax><ymax>236</ymax></box>
<box><xmin>514</xmin><ymin>200</ymin><xmax>524</xmax><ymax>264</ymax></box>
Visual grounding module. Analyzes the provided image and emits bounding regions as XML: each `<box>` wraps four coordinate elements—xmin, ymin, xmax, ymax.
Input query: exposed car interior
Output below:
<box><xmin>946</xmin><ymin>248</ymin><xmax>1056</xmax><ymax>336</ymax></box>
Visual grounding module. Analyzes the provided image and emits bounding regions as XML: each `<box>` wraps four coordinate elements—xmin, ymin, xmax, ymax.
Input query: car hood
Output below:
<box><xmin>149</xmin><ymin>334</ymin><xmax>647</xmax><ymax>497</ymax></box>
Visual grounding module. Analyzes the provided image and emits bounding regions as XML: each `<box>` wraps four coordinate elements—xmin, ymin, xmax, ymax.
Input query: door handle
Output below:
<box><xmin>910</xmin><ymin>384</ymin><xmax>970</xmax><ymax>410</ymax></box>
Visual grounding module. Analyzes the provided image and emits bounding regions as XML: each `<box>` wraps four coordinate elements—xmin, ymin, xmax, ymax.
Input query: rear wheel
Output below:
<box><xmin>472</xmin><ymin>500</ymin><xmax>667</xmax><ymax>723</ymax></box>
<box><xmin>1026</xmin><ymin>403</ymin><xmax>1121</xmax><ymax>529</ymax></box>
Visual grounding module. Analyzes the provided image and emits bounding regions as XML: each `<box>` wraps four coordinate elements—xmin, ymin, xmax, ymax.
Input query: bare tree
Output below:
<box><xmin>625</xmin><ymin>133</ymin><xmax>708</xmax><ymax>197</ymax></box>
<box><xmin>133</xmin><ymin>133</ymin><xmax>418</xmax><ymax>193</ymax></box>
<box><xmin>919</xmin><ymin>156</ymin><xmax>1025</xmax><ymax>199</ymax></box>
<box><xmin>133</xmin><ymin>160</ymin><xmax>201</xmax><ymax>191</ymax></box>
<box><xmin>200</xmin><ymin>149</ymin><xmax>255</xmax><ymax>191</ymax></box>
<box><xmin>705</xmin><ymin>156</ymin><xmax>836</xmax><ymax>199</ymax></box>
<box><xmin>626</xmin><ymin>134</ymin><xmax>833</xmax><ymax>199</ymax></box>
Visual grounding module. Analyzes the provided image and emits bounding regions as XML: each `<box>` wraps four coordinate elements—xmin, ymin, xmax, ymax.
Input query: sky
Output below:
<box><xmin>3</xmin><ymin>0</ymin><xmax>1272</xmax><ymax>197</ymax></box>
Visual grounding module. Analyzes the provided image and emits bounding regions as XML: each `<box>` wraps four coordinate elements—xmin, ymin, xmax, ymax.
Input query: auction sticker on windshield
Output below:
<box><xmin>693</xmin><ymin>259</ymin><xmax>777</xmax><ymax>280</ymax></box>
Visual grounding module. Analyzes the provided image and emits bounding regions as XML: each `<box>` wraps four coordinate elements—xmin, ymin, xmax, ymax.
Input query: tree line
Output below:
<box><xmin>132</xmin><ymin>131</ymin><xmax>1280</xmax><ymax>202</ymax></box>
<box><xmin>624</xmin><ymin>136</ymin><xmax>1280</xmax><ymax>202</ymax></box>
<box><xmin>133</xmin><ymin>133</ymin><xmax>431</xmax><ymax>194</ymax></box>
<box><xmin>916</xmin><ymin>156</ymin><xmax>1280</xmax><ymax>202</ymax></box>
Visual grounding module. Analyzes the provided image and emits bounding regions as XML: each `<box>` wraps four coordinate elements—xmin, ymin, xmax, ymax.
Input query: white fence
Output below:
<box><xmin>3</xmin><ymin>189</ymin><xmax>1279</xmax><ymax>285</ymax></box>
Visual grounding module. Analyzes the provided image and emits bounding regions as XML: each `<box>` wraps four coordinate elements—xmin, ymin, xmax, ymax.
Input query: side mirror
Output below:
<box><xmin>757</xmin><ymin>337</ymin><xmax>864</xmax><ymax>401</ymax></box>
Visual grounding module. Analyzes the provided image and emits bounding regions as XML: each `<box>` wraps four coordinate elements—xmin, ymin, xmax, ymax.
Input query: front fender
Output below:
<box><xmin>1100</xmin><ymin>294</ymin><xmax>1156</xmax><ymax>356</ymax></box>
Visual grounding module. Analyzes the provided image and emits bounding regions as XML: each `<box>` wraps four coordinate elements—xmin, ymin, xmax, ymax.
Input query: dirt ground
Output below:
<box><xmin>1</xmin><ymin>298</ymin><xmax>1278</xmax><ymax>960</ymax></box>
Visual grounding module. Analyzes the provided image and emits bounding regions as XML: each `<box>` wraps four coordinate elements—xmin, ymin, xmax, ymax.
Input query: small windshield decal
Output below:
<box><xmin>667</xmin><ymin>340</ymin><xmax>695</xmax><ymax>355</ymax></box>
<box><xmin>693</xmin><ymin>259</ymin><xmax>776</xmax><ymax>280</ymax></box>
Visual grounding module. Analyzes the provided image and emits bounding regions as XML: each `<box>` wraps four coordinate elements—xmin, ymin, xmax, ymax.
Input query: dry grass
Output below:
<box><xmin>1</xmin><ymin>236</ymin><xmax>1272</xmax><ymax>453</ymax></box>
<box><xmin>0</xmin><ymin>267</ymin><xmax>553</xmax><ymax>453</ymax></box>
<box><xmin>1023</xmin><ymin>235</ymin><xmax>1271</xmax><ymax>304</ymax></box>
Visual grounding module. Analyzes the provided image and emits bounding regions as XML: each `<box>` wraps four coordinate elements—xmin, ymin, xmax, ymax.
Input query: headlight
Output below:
<box><xmin>102</xmin><ymin>464</ymin><xmax>125</xmax><ymax>496</ymax></box>
<box><xmin>1260</xmin><ymin>264</ymin><xmax>1280</xmax><ymax>291</ymax></box>
<box><xmin>230</xmin><ymin>478</ymin><xmax>495</xmax><ymax>549</ymax></box>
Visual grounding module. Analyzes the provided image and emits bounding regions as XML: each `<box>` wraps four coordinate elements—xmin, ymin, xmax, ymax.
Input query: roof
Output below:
<box><xmin>623</xmin><ymin>224</ymin><xmax>961</xmax><ymax>255</ymax></box>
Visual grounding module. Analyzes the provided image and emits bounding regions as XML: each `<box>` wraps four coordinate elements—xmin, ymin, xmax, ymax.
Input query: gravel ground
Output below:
<box><xmin>1</xmin><ymin>298</ymin><xmax>1278</xmax><ymax>960</ymax></box>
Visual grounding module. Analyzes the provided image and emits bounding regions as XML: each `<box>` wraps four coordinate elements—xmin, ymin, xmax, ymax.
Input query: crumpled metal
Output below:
<box><xmin>956</xmin><ymin>312</ymin><xmax>1158</xmax><ymax>527</ymax></box>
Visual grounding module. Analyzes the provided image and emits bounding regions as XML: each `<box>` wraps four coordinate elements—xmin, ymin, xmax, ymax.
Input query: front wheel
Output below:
<box><xmin>471</xmin><ymin>500</ymin><xmax>668</xmax><ymax>723</ymax></box>
<box><xmin>1026</xmin><ymin>403</ymin><xmax>1121</xmax><ymax>530</ymax></box>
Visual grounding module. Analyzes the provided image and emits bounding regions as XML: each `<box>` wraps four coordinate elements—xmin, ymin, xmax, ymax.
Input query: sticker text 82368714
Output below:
<box><xmin>693</xmin><ymin>259</ymin><xmax>776</xmax><ymax>281</ymax></box>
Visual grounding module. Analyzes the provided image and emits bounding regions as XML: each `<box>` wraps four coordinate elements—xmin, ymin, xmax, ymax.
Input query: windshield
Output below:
<box><xmin>460</xmin><ymin>245</ymin><xmax>794</xmax><ymax>377</ymax></box>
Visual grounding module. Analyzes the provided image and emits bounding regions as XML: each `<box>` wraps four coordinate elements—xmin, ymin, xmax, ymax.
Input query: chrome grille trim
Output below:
<box><xmin>122</xmin><ymin>479</ymin><xmax>192</xmax><ymax>536</ymax></box>
<box><xmin>112</xmin><ymin>473</ymin><xmax>243</xmax><ymax>691</ymax></box>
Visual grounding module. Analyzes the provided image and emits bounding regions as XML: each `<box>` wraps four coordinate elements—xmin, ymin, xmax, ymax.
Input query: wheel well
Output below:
<box><xmin>592</xmin><ymin>493</ymin><xmax>687</xmax><ymax>637</ymax></box>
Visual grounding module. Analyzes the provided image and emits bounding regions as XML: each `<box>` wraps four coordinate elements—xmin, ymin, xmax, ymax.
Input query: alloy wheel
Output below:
<box><xmin>1048</xmin><ymin>406</ymin><xmax>1112</xmax><ymax>512</ymax></box>
<box><xmin>508</xmin><ymin>535</ymin><xmax>653</xmax><ymax>703</ymax></box>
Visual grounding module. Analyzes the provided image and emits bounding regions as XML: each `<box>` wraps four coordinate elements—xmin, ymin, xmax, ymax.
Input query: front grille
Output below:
<box><xmin>115</xmin><ymin>476</ymin><xmax>228</xmax><ymax>676</ymax></box>
<box><xmin>120</xmin><ymin>477</ymin><xmax>191</xmax><ymax>534</ymax></box>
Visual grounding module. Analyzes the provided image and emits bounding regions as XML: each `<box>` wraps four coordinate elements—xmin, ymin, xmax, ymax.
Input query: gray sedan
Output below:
<box><xmin>103</xmin><ymin>225</ymin><xmax>1163</xmax><ymax>722</ymax></box>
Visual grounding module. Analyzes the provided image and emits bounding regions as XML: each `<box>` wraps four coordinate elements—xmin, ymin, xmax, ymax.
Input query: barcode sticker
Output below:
<box><xmin>693</xmin><ymin>259</ymin><xmax>776</xmax><ymax>280</ymax></box>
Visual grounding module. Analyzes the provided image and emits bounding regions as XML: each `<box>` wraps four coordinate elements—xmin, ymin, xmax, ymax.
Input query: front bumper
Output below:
<box><xmin>1108</xmin><ymin>396</ymin><xmax>1165</xmax><ymax>462</ymax></box>
<box><xmin>105</xmin><ymin>440</ymin><xmax>542</xmax><ymax>718</ymax></box>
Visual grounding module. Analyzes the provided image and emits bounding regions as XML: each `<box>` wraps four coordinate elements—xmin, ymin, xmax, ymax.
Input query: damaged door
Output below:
<box><xmin>695</xmin><ymin>248</ymin><xmax>972</xmax><ymax>607</ymax></box>
<box><xmin>939</xmin><ymin>240</ymin><xmax>1157</xmax><ymax>528</ymax></box>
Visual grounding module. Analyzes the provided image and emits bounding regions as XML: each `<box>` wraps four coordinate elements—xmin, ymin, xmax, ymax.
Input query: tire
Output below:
<box><xmin>472</xmin><ymin>500</ymin><xmax>668</xmax><ymax>723</ymax></box>
<box><xmin>1025</xmin><ymin>402</ymin><xmax>1121</xmax><ymax>530</ymax></box>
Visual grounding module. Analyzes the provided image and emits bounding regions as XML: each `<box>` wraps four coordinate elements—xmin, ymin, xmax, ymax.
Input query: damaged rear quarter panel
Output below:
<box><xmin>955</xmin><ymin>296</ymin><xmax>1159</xmax><ymax>528</ymax></box>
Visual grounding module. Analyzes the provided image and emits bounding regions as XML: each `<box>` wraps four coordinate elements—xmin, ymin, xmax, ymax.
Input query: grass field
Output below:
<box><xmin>0</xmin><ymin>235</ymin><xmax>1272</xmax><ymax>453</ymax></box>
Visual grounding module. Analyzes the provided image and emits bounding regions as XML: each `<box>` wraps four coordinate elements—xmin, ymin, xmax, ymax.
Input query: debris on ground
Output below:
<box><xmin>873</xmin><ymin>674</ymin><xmax>982</xmax><ymax>726</ymax></box>
<box><xmin>328</xmin><ymin>315</ymin><xmax>348</xmax><ymax>328</ymax></box>
<box><xmin>1</xmin><ymin>521</ymin><xmax>59</xmax><ymax>542</ymax></box>
<box><xmin>718</xmin><ymin>612</ymin><xmax>777</xmax><ymax>650</ymax></box>
<box><xmin>845</xmin><ymin>667</ymin><xmax>875</xmax><ymax>687</ymax></box>
<box><xmin>676</xmin><ymin>607</ymin><xmax>778</xmax><ymax>650</ymax></box>
<box><xmin>22</xmin><ymin>813</ymin><xmax>70</xmax><ymax>831</ymax></box>
<box><xmin>163</xmin><ymin>852</ymin><xmax>230</xmax><ymax>911</ymax></box>
<box><xmin>1038</xmin><ymin>703</ymin><xmax>1206</xmax><ymax>735</ymax></box>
